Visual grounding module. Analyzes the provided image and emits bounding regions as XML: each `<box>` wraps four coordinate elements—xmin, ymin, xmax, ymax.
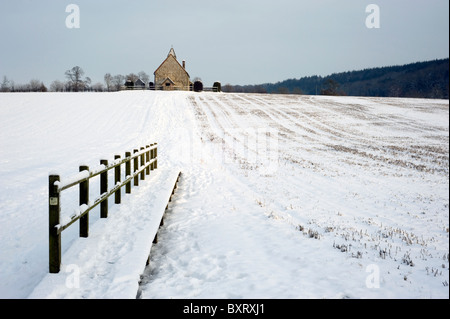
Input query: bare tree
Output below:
<box><xmin>29</xmin><ymin>79</ymin><xmax>40</xmax><ymax>91</ymax></box>
<box><xmin>65</xmin><ymin>66</ymin><xmax>88</xmax><ymax>92</ymax></box>
<box><xmin>138</xmin><ymin>71</ymin><xmax>150</xmax><ymax>87</ymax></box>
<box><xmin>84</xmin><ymin>77</ymin><xmax>92</xmax><ymax>91</ymax></box>
<box><xmin>104</xmin><ymin>73</ymin><xmax>112</xmax><ymax>91</ymax></box>
<box><xmin>15</xmin><ymin>83</ymin><xmax>30</xmax><ymax>92</ymax></box>
<box><xmin>112</xmin><ymin>74</ymin><xmax>125</xmax><ymax>91</ymax></box>
<box><xmin>91</xmin><ymin>82</ymin><xmax>105</xmax><ymax>92</ymax></box>
<box><xmin>126</xmin><ymin>73</ymin><xmax>139</xmax><ymax>83</ymax></box>
<box><xmin>50</xmin><ymin>80</ymin><xmax>65</xmax><ymax>92</ymax></box>
<box><xmin>1</xmin><ymin>76</ymin><xmax>11</xmax><ymax>92</ymax></box>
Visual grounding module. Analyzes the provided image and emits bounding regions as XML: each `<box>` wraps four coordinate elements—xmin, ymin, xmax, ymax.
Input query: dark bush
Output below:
<box><xmin>213</xmin><ymin>81</ymin><xmax>221</xmax><ymax>92</ymax></box>
<box><xmin>194</xmin><ymin>81</ymin><xmax>203</xmax><ymax>92</ymax></box>
<box><xmin>125</xmin><ymin>80</ymin><xmax>134</xmax><ymax>89</ymax></box>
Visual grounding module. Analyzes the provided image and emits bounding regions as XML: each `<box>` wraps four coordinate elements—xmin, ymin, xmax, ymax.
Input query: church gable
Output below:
<box><xmin>154</xmin><ymin>48</ymin><xmax>191</xmax><ymax>90</ymax></box>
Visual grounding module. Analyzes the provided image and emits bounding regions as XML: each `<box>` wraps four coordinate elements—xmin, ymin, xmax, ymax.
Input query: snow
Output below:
<box><xmin>0</xmin><ymin>91</ymin><xmax>448</xmax><ymax>299</ymax></box>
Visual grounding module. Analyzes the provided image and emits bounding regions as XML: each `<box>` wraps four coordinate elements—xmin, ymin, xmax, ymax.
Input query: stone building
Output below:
<box><xmin>134</xmin><ymin>78</ymin><xmax>145</xmax><ymax>89</ymax></box>
<box><xmin>154</xmin><ymin>47</ymin><xmax>192</xmax><ymax>90</ymax></box>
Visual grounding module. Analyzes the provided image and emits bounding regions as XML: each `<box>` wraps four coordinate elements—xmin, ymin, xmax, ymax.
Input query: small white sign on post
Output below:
<box><xmin>49</xmin><ymin>197</ymin><xmax>59</xmax><ymax>206</ymax></box>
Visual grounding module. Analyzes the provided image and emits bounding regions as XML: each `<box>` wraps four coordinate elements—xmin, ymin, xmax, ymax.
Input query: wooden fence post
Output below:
<box><xmin>150</xmin><ymin>144</ymin><xmax>155</xmax><ymax>171</ymax></box>
<box><xmin>49</xmin><ymin>175</ymin><xmax>61</xmax><ymax>273</ymax></box>
<box><xmin>140</xmin><ymin>147</ymin><xmax>145</xmax><ymax>181</ymax></box>
<box><xmin>100</xmin><ymin>159</ymin><xmax>108</xmax><ymax>218</ymax></box>
<box><xmin>145</xmin><ymin>145</ymin><xmax>150</xmax><ymax>175</ymax></box>
<box><xmin>125</xmin><ymin>151</ymin><xmax>131</xmax><ymax>194</ymax></box>
<box><xmin>79</xmin><ymin>165</ymin><xmax>89</xmax><ymax>238</ymax></box>
<box><xmin>154</xmin><ymin>143</ymin><xmax>158</xmax><ymax>169</ymax></box>
<box><xmin>134</xmin><ymin>149</ymin><xmax>139</xmax><ymax>186</ymax></box>
<box><xmin>115</xmin><ymin>155</ymin><xmax>121</xmax><ymax>204</ymax></box>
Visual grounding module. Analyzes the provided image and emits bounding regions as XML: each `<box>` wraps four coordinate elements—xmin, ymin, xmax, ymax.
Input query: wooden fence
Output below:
<box><xmin>48</xmin><ymin>143</ymin><xmax>158</xmax><ymax>273</ymax></box>
<box><xmin>119</xmin><ymin>86</ymin><xmax>219</xmax><ymax>92</ymax></box>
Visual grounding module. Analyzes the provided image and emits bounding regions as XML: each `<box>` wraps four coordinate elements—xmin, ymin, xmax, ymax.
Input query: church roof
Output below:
<box><xmin>154</xmin><ymin>47</ymin><xmax>190</xmax><ymax>78</ymax></box>
<box><xmin>156</xmin><ymin>77</ymin><xmax>175</xmax><ymax>85</ymax></box>
<box><xmin>134</xmin><ymin>79</ymin><xmax>145</xmax><ymax>86</ymax></box>
<box><xmin>168</xmin><ymin>47</ymin><xmax>176</xmax><ymax>59</ymax></box>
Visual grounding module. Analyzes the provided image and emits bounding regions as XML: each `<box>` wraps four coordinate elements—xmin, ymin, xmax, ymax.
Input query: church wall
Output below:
<box><xmin>154</xmin><ymin>56</ymin><xmax>190</xmax><ymax>89</ymax></box>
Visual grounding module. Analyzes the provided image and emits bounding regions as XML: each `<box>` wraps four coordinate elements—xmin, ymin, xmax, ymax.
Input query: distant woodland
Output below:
<box><xmin>225</xmin><ymin>58</ymin><xmax>449</xmax><ymax>99</ymax></box>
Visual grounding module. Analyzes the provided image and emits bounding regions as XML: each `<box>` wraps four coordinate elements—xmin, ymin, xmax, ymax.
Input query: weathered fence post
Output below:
<box><xmin>140</xmin><ymin>147</ymin><xmax>145</xmax><ymax>181</ymax></box>
<box><xmin>149</xmin><ymin>144</ymin><xmax>153</xmax><ymax>171</ymax></box>
<box><xmin>154</xmin><ymin>143</ymin><xmax>158</xmax><ymax>169</ymax></box>
<box><xmin>125</xmin><ymin>151</ymin><xmax>131</xmax><ymax>194</ymax></box>
<box><xmin>150</xmin><ymin>143</ymin><xmax>155</xmax><ymax>171</ymax></box>
<box><xmin>134</xmin><ymin>149</ymin><xmax>139</xmax><ymax>186</ymax></box>
<box><xmin>100</xmin><ymin>159</ymin><xmax>108</xmax><ymax>218</ymax></box>
<box><xmin>145</xmin><ymin>145</ymin><xmax>150</xmax><ymax>176</ymax></box>
<box><xmin>49</xmin><ymin>175</ymin><xmax>61</xmax><ymax>273</ymax></box>
<box><xmin>115</xmin><ymin>155</ymin><xmax>121</xmax><ymax>204</ymax></box>
<box><xmin>79</xmin><ymin>165</ymin><xmax>89</xmax><ymax>238</ymax></box>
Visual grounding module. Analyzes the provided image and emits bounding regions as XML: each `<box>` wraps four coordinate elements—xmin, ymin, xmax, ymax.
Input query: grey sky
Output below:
<box><xmin>0</xmin><ymin>0</ymin><xmax>448</xmax><ymax>87</ymax></box>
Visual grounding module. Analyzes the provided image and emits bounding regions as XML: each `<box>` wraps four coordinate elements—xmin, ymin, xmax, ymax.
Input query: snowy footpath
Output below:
<box><xmin>0</xmin><ymin>91</ymin><xmax>448</xmax><ymax>299</ymax></box>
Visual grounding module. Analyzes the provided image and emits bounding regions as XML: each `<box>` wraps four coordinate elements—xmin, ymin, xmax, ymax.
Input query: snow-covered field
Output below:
<box><xmin>0</xmin><ymin>91</ymin><xmax>448</xmax><ymax>299</ymax></box>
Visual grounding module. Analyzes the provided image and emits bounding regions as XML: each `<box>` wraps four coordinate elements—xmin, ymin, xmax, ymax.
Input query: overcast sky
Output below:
<box><xmin>0</xmin><ymin>0</ymin><xmax>448</xmax><ymax>87</ymax></box>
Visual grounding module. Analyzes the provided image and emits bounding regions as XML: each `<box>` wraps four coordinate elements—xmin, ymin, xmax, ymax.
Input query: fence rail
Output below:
<box><xmin>48</xmin><ymin>143</ymin><xmax>158</xmax><ymax>273</ymax></box>
<box><xmin>119</xmin><ymin>86</ymin><xmax>219</xmax><ymax>92</ymax></box>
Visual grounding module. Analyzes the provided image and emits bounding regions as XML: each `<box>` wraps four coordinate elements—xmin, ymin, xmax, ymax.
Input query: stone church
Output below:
<box><xmin>154</xmin><ymin>47</ymin><xmax>192</xmax><ymax>90</ymax></box>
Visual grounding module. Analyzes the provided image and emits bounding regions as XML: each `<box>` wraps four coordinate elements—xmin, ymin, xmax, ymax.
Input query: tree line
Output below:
<box><xmin>2</xmin><ymin>59</ymin><xmax>448</xmax><ymax>98</ymax></box>
<box><xmin>1</xmin><ymin>66</ymin><xmax>151</xmax><ymax>93</ymax></box>
<box><xmin>223</xmin><ymin>58</ymin><xmax>449</xmax><ymax>99</ymax></box>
